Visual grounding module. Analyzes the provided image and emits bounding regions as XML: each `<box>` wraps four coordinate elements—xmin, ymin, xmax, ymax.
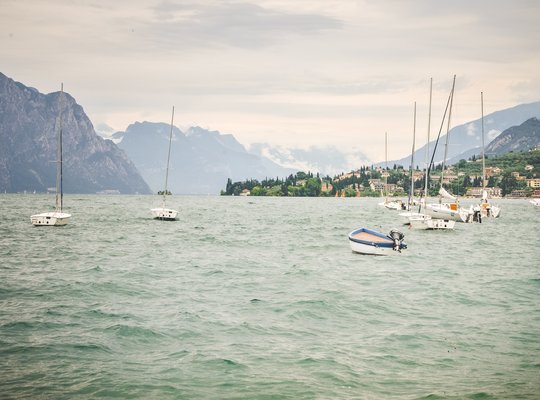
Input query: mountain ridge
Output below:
<box><xmin>383</xmin><ymin>100</ymin><xmax>540</xmax><ymax>168</ymax></box>
<box><xmin>114</xmin><ymin>122</ymin><xmax>297</xmax><ymax>194</ymax></box>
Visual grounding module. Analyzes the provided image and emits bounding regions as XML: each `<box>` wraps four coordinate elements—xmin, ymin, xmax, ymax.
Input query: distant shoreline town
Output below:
<box><xmin>222</xmin><ymin>148</ymin><xmax>540</xmax><ymax>199</ymax></box>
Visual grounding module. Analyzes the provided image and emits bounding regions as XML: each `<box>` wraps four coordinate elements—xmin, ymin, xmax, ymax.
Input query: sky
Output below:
<box><xmin>1</xmin><ymin>0</ymin><xmax>540</xmax><ymax>162</ymax></box>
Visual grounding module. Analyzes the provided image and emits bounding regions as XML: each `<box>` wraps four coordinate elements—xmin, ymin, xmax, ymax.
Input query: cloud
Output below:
<box><xmin>465</xmin><ymin>123</ymin><xmax>477</xmax><ymax>137</ymax></box>
<box><xmin>487</xmin><ymin>129</ymin><xmax>500</xmax><ymax>142</ymax></box>
<box><xmin>142</xmin><ymin>1</ymin><xmax>342</xmax><ymax>50</ymax></box>
<box><xmin>1</xmin><ymin>0</ymin><xmax>539</xmax><ymax>163</ymax></box>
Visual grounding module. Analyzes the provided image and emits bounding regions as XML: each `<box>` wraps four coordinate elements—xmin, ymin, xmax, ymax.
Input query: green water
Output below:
<box><xmin>1</xmin><ymin>195</ymin><xmax>539</xmax><ymax>399</ymax></box>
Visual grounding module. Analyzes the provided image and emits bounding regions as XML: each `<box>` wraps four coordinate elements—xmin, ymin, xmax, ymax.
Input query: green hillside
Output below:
<box><xmin>222</xmin><ymin>150</ymin><xmax>540</xmax><ymax>198</ymax></box>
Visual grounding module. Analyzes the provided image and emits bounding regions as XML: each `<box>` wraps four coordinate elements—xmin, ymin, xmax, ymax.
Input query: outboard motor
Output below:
<box><xmin>388</xmin><ymin>229</ymin><xmax>405</xmax><ymax>252</ymax></box>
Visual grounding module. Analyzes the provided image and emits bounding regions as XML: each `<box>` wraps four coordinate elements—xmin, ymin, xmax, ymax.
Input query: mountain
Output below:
<box><xmin>0</xmin><ymin>72</ymin><xmax>151</xmax><ymax>194</ymax></box>
<box><xmin>446</xmin><ymin>117</ymin><xmax>540</xmax><ymax>164</ymax></box>
<box><xmin>385</xmin><ymin>101</ymin><xmax>540</xmax><ymax>168</ymax></box>
<box><xmin>248</xmin><ymin>143</ymin><xmax>370</xmax><ymax>177</ymax></box>
<box><xmin>485</xmin><ymin>117</ymin><xmax>540</xmax><ymax>155</ymax></box>
<box><xmin>115</xmin><ymin>123</ymin><xmax>297</xmax><ymax>194</ymax></box>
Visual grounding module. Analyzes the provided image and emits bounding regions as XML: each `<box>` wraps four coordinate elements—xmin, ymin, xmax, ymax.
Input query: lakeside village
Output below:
<box><xmin>221</xmin><ymin>149</ymin><xmax>540</xmax><ymax>199</ymax></box>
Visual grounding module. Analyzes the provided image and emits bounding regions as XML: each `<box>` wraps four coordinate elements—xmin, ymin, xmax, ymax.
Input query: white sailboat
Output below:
<box><xmin>31</xmin><ymin>84</ymin><xmax>71</xmax><ymax>226</ymax></box>
<box><xmin>150</xmin><ymin>106</ymin><xmax>179</xmax><ymax>221</ymax></box>
<box><xmin>424</xmin><ymin>75</ymin><xmax>472</xmax><ymax>223</ymax></box>
<box><xmin>379</xmin><ymin>132</ymin><xmax>404</xmax><ymax>210</ymax></box>
<box><xmin>407</xmin><ymin>78</ymin><xmax>455</xmax><ymax>230</ymax></box>
<box><xmin>477</xmin><ymin>92</ymin><xmax>501</xmax><ymax>219</ymax></box>
<box><xmin>399</xmin><ymin>101</ymin><xmax>425</xmax><ymax>223</ymax></box>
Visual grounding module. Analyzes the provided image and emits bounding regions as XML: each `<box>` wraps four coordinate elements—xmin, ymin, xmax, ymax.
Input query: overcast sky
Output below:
<box><xmin>2</xmin><ymin>0</ymin><xmax>539</xmax><ymax>161</ymax></box>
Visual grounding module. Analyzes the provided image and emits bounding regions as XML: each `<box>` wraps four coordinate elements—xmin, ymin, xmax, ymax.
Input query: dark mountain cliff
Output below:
<box><xmin>0</xmin><ymin>72</ymin><xmax>151</xmax><ymax>194</ymax></box>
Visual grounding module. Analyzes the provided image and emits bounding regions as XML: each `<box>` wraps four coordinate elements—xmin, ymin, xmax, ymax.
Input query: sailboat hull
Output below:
<box><xmin>150</xmin><ymin>207</ymin><xmax>178</xmax><ymax>221</ymax></box>
<box><xmin>480</xmin><ymin>203</ymin><xmax>501</xmax><ymax>218</ymax></box>
<box><xmin>31</xmin><ymin>212</ymin><xmax>71</xmax><ymax>226</ymax></box>
<box><xmin>409</xmin><ymin>214</ymin><xmax>455</xmax><ymax>230</ymax></box>
<box><xmin>398</xmin><ymin>211</ymin><xmax>424</xmax><ymax>225</ymax></box>
<box><xmin>425</xmin><ymin>203</ymin><xmax>470</xmax><ymax>222</ymax></box>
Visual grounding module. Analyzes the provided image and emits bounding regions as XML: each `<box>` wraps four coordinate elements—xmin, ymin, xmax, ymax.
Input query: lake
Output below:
<box><xmin>1</xmin><ymin>195</ymin><xmax>539</xmax><ymax>399</ymax></box>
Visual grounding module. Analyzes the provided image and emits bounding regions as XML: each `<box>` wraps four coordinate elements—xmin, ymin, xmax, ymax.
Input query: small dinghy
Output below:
<box><xmin>348</xmin><ymin>227</ymin><xmax>407</xmax><ymax>255</ymax></box>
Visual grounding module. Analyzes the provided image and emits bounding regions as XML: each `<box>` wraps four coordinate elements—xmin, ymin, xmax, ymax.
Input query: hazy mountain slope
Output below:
<box><xmin>249</xmin><ymin>143</ymin><xmax>370</xmax><ymax>176</ymax></box>
<box><xmin>116</xmin><ymin>123</ymin><xmax>297</xmax><ymax>194</ymax></box>
<box><xmin>385</xmin><ymin>101</ymin><xmax>540</xmax><ymax>168</ymax></box>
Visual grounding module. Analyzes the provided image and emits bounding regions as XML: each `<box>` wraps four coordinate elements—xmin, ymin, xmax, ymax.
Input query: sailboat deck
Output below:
<box><xmin>351</xmin><ymin>231</ymin><xmax>392</xmax><ymax>243</ymax></box>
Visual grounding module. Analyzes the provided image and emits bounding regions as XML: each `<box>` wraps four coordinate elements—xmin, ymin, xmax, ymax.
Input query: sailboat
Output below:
<box><xmin>424</xmin><ymin>75</ymin><xmax>471</xmax><ymax>223</ymax></box>
<box><xmin>408</xmin><ymin>78</ymin><xmax>455</xmax><ymax>230</ymax></box>
<box><xmin>31</xmin><ymin>84</ymin><xmax>71</xmax><ymax>226</ymax></box>
<box><xmin>379</xmin><ymin>132</ymin><xmax>403</xmax><ymax>210</ymax></box>
<box><xmin>150</xmin><ymin>106</ymin><xmax>179</xmax><ymax>221</ymax></box>
<box><xmin>477</xmin><ymin>92</ymin><xmax>501</xmax><ymax>219</ymax></box>
<box><xmin>399</xmin><ymin>101</ymin><xmax>425</xmax><ymax>223</ymax></box>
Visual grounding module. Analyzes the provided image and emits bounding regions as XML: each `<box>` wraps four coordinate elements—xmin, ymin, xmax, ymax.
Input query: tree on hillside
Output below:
<box><xmin>500</xmin><ymin>172</ymin><xmax>519</xmax><ymax>196</ymax></box>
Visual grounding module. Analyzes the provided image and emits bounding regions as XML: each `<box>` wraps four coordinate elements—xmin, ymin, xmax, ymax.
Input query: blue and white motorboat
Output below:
<box><xmin>348</xmin><ymin>227</ymin><xmax>407</xmax><ymax>255</ymax></box>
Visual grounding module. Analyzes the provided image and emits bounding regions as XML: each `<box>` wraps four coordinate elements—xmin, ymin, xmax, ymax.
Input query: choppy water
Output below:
<box><xmin>1</xmin><ymin>194</ymin><xmax>539</xmax><ymax>399</ymax></box>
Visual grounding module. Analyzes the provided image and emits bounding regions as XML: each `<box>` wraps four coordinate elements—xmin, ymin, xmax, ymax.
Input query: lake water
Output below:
<box><xmin>1</xmin><ymin>195</ymin><xmax>539</xmax><ymax>399</ymax></box>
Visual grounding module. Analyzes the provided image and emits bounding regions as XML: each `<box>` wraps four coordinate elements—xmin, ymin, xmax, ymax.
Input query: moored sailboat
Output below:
<box><xmin>399</xmin><ymin>101</ymin><xmax>425</xmax><ymax>223</ymax></box>
<box><xmin>378</xmin><ymin>132</ymin><xmax>404</xmax><ymax>210</ymax></box>
<box><xmin>477</xmin><ymin>92</ymin><xmax>501</xmax><ymax>219</ymax></box>
<box><xmin>407</xmin><ymin>78</ymin><xmax>456</xmax><ymax>230</ymax></box>
<box><xmin>423</xmin><ymin>75</ymin><xmax>472</xmax><ymax>223</ymax></box>
<box><xmin>31</xmin><ymin>84</ymin><xmax>71</xmax><ymax>226</ymax></box>
<box><xmin>150</xmin><ymin>106</ymin><xmax>179</xmax><ymax>221</ymax></box>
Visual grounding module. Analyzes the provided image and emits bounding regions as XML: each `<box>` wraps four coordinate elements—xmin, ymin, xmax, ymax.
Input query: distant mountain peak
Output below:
<box><xmin>115</xmin><ymin>122</ymin><xmax>293</xmax><ymax>194</ymax></box>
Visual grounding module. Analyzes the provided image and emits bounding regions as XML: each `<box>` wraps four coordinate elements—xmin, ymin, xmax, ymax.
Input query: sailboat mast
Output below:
<box><xmin>56</xmin><ymin>83</ymin><xmax>64</xmax><ymax>212</ymax></box>
<box><xmin>439</xmin><ymin>75</ymin><xmax>456</xmax><ymax>200</ymax></box>
<box><xmin>423</xmin><ymin>78</ymin><xmax>432</xmax><ymax>209</ymax></box>
<box><xmin>409</xmin><ymin>102</ymin><xmax>416</xmax><ymax>210</ymax></box>
<box><xmin>163</xmin><ymin>106</ymin><xmax>175</xmax><ymax>202</ymax></box>
<box><xmin>481</xmin><ymin>92</ymin><xmax>486</xmax><ymax>190</ymax></box>
<box><xmin>384</xmin><ymin>131</ymin><xmax>388</xmax><ymax>202</ymax></box>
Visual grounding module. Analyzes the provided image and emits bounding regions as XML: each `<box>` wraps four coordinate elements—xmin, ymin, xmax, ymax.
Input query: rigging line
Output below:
<box><xmin>418</xmin><ymin>78</ymin><xmax>433</xmax><ymax>214</ymax></box>
<box><xmin>426</xmin><ymin>76</ymin><xmax>455</xmax><ymax>186</ymax></box>
<box><xmin>384</xmin><ymin>131</ymin><xmax>388</xmax><ymax>202</ymax></box>
<box><xmin>56</xmin><ymin>83</ymin><xmax>64</xmax><ymax>212</ymax></box>
<box><xmin>163</xmin><ymin>106</ymin><xmax>175</xmax><ymax>206</ymax></box>
<box><xmin>481</xmin><ymin>91</ymin><xmax>486</xmax><ymax>190</ymax></box>
<box><xmin>440</xmin><ymin>75</ymin><xmax>456</xmax><ymax>191</ymax></box>
<box><xmin>408</xmin><ymin>102</ymin><xmax>416</xmax><ymax>210</ymax></box>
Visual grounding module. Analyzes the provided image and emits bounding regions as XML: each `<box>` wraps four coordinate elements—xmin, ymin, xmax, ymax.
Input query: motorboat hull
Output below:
<box><xmin>348</xmin><ymin>227</ymin><xmax>407</xmax><ymax>255</ymax></box>
<box><xmin>31</xmin><ymin>211</ymin><xmax>71</xmax><ymax>226</ymax></box>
